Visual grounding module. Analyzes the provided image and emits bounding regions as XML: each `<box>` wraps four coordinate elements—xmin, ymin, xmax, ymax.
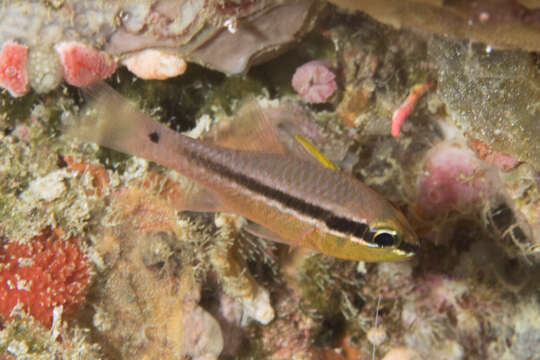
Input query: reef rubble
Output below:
<box><xmin>0</xmin><ymin>0</ymin><xmax>322</xmax><ymax>95</ymax></box>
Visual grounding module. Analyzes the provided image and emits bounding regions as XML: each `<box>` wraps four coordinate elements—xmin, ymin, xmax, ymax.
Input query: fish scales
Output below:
<box><xmin>130</xmin><ymin>125</ymin><xmax>406</xmax><ymax>255</ymax></box>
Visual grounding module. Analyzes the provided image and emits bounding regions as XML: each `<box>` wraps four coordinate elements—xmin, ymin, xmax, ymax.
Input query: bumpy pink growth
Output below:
<box><xmin>0</xmin><ymin>40</ymin><xmax>29</xmax><ymax>97</ymax></box>
<box><xmin>417</xmin><ymin>143</ymin><xmax>491</xmax><ymax>213</ymax></box>
<box><xmin>292</xmin><ymin>60</ymin><xmax>337</xmax><ymax>104</ymax></box>
<box><xmin>56</xmin><ymin>42</ymin><xmax>117</xmax><ymax>87</ymax></box>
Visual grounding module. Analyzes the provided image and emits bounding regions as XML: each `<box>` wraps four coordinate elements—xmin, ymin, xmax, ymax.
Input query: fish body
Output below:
<box><xmin>71</xmin><ymin>84</ymin><xmax>419</xmax><ymax>261</ymax></box>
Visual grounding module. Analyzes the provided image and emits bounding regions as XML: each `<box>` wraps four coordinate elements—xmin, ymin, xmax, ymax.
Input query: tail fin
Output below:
<box><xmin>66</xmin><ymin>83</ymin><xmax>229</xmax><ymax>214</ymax></box>
<box><xmin>65</xmin><ymin>82</ymin><xmax>167</xmax><ymax>158</ymax></box>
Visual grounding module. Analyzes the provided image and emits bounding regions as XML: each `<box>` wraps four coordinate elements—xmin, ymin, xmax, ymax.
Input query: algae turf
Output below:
<box><xmin>430</xmin><ymin>38</ymin><xmax>540</xmax><ymax>168</ymax></box>
<box><xmin>297</xmin><ymin>254</ymin><xmax>364</xmax><ymax>319</ymax></box>
<box><xmin>0</xmin><ymin>312</ymin><xmax>101</xmax><ymax>359</ymax></box>
<box><xmin>0</xmin><ymin>88</ymin><xmax>105</xmax><ymax>241</ymax></box>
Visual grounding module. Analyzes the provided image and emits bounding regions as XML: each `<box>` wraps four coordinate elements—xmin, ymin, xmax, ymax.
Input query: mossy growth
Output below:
<box><xmin>0</xmin><ymin>316</ymin><xmax>50</xmax><ymax>356</ymax></box>
<box><xmin>429</xmin><ymin>38</ymin><xmax>540</xmax><ymax>167</ymax></box>
<box><xmin>103</xmin><ymin>65</ymin><xmax>267</xmax><ymax>131</ymax></box>
<box><xmin>0</xmin><ymin>311</ymin><xmax>101</xmax><ymax>359</ymax></box>
<box><xmin>172</xmin><ymin>215</ymin><xmax>217</xmax><ymax>282</ymax></box>
<box><xmin>235</xmin><ymin>234</ymin><xmax>282</xmax><ymax>289</ymax></box>
<box><xmin>233</xmin><ymin>327</ymin><xmax>269</xmax><ymax>360</ymax></box>
<box><xmin>297</xmin><ymin>253</ymin><xmax>366</xmax><ymax>346</ymax></box>
<box><xmin>106</xmin><ymin>66</ymin><xmax>224</xmax><ymax>132</ymax></box>
<box><xmin>0</xmin><ymin>90</ymin><xmax>83</xmax><ymax>239</ymax></box>
<box><xmin>0</xmin><ymin>90</ymin><xmax>37</xmax><ymax>129</ymax></box>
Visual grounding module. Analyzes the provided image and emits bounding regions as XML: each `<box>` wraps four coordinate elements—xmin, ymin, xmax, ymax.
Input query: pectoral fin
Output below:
<box><xmin>181</xmin><ymin>185</ymin><xmax>224</xmax><ymax>213</ymax></box>
<box><xmin>160</xmin><ymin>175</ymin><xmax>226</xmax><ymax>214</ymax></box>
<box><xmin>244</xmin><ymin>221</ymin><xmax>290</xmax><ymax>245</ymax></box>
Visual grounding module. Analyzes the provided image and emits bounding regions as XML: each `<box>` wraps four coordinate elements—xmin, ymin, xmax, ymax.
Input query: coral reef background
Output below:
<box><xmin>1</xmin><ymin>1</ymin><xmax>539</xmax><ymax>359</ymax></box>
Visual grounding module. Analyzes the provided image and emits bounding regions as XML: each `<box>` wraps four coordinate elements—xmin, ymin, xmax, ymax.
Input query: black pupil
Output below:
<box><xmin>373</xmin><ymin>232</ymin><xmax>395</xmax><ymax>247</ymax></box>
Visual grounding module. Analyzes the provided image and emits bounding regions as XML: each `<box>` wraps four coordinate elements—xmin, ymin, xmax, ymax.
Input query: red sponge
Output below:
<box><xmin>56</xmin><ymin>42</ymin><xmax>117</xmax><ymax>87</ymax></box>
<box><xmin>0</xmin><ymin>40</ymin><xmax>29</xmax><ymax>97</ymax></box>
<box><xmin>0</xmin><ymin>231</ymin><xmax>90</xmax><ymax>327</ymax></box>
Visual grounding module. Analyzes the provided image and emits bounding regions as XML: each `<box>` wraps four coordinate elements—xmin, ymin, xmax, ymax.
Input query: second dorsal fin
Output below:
<box><xmin>207</xmin><ymin>98</ymin><xmax>339</xmax><ymax>170</ymax></box>
<box><xmin>206</xmin><ymin>97</ymin><xmax>286</xmax><ymax>154</ymax></box>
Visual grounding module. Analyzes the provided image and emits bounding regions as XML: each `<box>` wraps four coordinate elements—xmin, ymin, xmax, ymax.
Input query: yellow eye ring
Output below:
<box><xmin>370</xmin><ymin>228</ymin><xmax>401</xmax><ymax>248</ymax></box>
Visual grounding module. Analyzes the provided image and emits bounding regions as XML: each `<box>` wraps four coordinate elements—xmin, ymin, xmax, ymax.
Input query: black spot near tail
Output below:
<box><xmin>149</xmin><ymin>131</ymin><xmax>160</xmax><ymax>143</ymax></box>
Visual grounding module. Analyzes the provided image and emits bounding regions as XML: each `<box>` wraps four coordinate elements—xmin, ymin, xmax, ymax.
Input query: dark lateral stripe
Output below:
<box><xmin>186</xmin><ymin>148</ymin><xmax>370</xmax><ymax>240</ymax></box>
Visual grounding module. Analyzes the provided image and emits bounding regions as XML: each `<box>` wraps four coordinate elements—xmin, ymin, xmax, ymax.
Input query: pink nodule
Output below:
<box><xmin>417</xmin><ymin>143</ymin><xmax>491</xmax><ymax>213</ymax></box>
<box><xmin>292</xmin><ymin>60</ymin><xmax>337</xmax><ymax>104</ymax></box>
<box><xmin>56</xmin><ymin>42</ymin><xmax>117</xmax><ymax>87</ymax></box>
<box><xmin>0</xmin><ymin>40</ymin><xmax>29</xmax><ymax>97</ymax></box>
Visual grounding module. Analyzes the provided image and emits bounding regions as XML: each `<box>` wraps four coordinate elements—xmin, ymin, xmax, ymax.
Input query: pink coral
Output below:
<box><xmin>0</xmin><ymin>40</ymin><xmax>29</xmax><ymax>97</ymax></box>
<box><xmin>0</xmin><ymin>230</ymin><xmax>90</xmax><ymax>327</ymax></box>
<box><xmin>292</xmin><ymin>60</ymin><xmax>337</xmax><ymax>103</ymax></box>
<box><xmin>417</xmin><ymin>142</ymin><xmax>492</xmax><ymax>213</ymax></box>
<box><xmin>55</xmin><ymin>42</ymin><xmax>117</xmax><ymax>87</ymax></box>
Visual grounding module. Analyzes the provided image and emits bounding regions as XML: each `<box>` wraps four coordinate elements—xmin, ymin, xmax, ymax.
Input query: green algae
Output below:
<box><xmin>0</xmin><ymin>92</ymin><xmax>37</xmax><ymax>129</ymax></box>
<box><xmin>107</xmin><ymin>66</ymin><xmax>225</xmax><ymax>132</ymax></box>
<box><xmin>429</xmin><ymin>38</ymin><xmax>540</xmax><ymax>168</ymax></box>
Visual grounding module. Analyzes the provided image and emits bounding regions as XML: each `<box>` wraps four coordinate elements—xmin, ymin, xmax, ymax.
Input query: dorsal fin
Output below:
<box><xmin>206</xmin><ymin>97</ymin><xmax>286</xmax><ymax>154</ymax></box>
<box><xmin>207</xmin><ymin>98</ymin><xmax>339</xmax><ymax>169</ymax></box>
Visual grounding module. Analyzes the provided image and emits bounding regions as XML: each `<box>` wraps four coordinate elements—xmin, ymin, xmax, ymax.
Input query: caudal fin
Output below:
<box><xmin>65</xmin><ymin>82</ymin><xmax>165</xmax><ymax>156</ymax></box>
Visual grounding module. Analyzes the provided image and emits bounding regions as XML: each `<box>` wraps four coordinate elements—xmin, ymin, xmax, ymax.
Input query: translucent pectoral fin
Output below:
<box><xmin>182</xmin><ymin>187</ymin><xmax>225</xmax><ymax>213</ymax></box>
<box><xmin>243</xmin><ymin>221</ymin><xmax>290</xmax><ymax>245</ymax></box>
<box><xmin>161</xmin><ymin>175</ymin><xmax>226</xmax><ymax>214</ymax></box>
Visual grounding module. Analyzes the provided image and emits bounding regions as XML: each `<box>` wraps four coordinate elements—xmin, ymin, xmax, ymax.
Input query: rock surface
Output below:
<box><xmin>0</xmin><ymin>0</ymin><xmax>322</xmax><ymax>95</ymax></box>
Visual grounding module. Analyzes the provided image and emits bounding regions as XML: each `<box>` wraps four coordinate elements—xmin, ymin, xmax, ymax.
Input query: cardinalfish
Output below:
<box><xmin>68</xmin><ymin>83</ymin><xmax>419</xmax><ymax>261</ymax></box>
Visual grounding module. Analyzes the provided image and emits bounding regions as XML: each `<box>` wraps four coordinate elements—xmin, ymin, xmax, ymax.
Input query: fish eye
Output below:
<box><xmin>370</xmin><ymin>228</ymin><xmax>401</xmax><ymax>248</ymax></box>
